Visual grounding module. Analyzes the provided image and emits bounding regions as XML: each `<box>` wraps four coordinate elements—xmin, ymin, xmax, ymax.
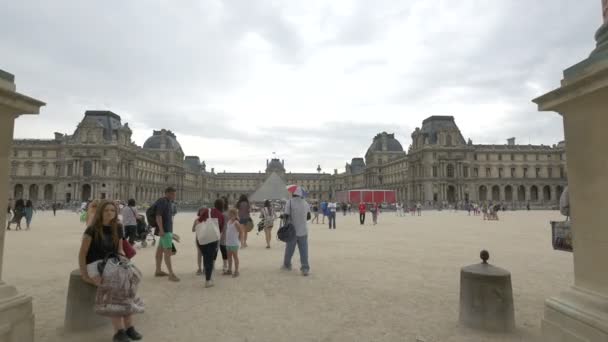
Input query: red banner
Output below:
<box><xmin>373</xmin><ymin>191</ymin><xmax>385</xmax><ymax>203</ymax></box>
<box><xmin>350</xmin><ymin>191</ymin><xmax>361</xmax><ymax>203</ymax></box>
<box><xmin>385</xmin><ymin>191</ymin><xmax>396</xmax><ymax>203</ymax></box>
<box><xmin>363</xmin><ymin>191</ymin><xmax>373</xmax><ymax>203</ymax></box>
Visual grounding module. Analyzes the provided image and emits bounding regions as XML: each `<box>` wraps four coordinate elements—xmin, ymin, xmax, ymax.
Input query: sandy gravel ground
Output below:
<box><xmin>3</xmin><ymin>209</ymin><xmax>572</xmax><ymax>342</ymax></box>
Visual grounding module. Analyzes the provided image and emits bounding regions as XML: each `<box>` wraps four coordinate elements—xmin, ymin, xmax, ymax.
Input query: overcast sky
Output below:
<box><xmin>2</xmin><ymin>0</ymin><xmax>601</xmax><ymax>173</ymax></box>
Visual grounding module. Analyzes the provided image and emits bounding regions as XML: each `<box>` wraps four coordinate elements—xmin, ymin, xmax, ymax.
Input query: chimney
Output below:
<box><xmin>507</xmin><ymin>137</ymin><xmax>515</xmax><ymax>146</ymax></box>
<box><xmin>266</xmin><ymin>159</ymin><xmax>269</xmax><ymax>167</ymax></box>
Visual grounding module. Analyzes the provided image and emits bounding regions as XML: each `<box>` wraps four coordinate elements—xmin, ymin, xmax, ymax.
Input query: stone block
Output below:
<box><xmin>459</xmin><ymin>254</ymin><xmax>515</xmax><ymax>332</ymax></box>
<box><xmin>64</xmin><ymin>269</ymin><xmax>108</xmax><ymax>332</ymax></box>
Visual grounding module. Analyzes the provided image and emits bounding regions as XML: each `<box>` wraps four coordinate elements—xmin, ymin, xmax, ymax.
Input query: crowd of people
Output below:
<box><xmin>75</xmin><ymin>186</ymin><xmax>312</xmax><ymax>342</ymax></box>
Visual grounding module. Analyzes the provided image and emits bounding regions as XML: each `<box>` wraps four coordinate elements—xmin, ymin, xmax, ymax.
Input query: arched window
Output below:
<box><xmin>447</xmin><ymin>164</ymin><xmax>455</xmax><ymax>178</ymax></box>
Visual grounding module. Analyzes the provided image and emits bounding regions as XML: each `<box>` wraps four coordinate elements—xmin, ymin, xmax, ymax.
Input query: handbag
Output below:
<box><xmin>277</xmin><ymin>200</ymin><xmax>296</xmax><ymax>242</ymax></box>
<box><xmin>195</xmin><ymin>208</ymin><xmax>221</xmax><ymax>245</ymax></box>
<box><xmin>123</xmin><ymin>240</ymin><xmax>136</xmax><ymax>259</ymax></box>
<box><xmin>245</xmin><ymin>218</ymin><xmax>254</xmax><ymax>233</ymax></box>
<box><xmin>94</xmin><ymin>254</ymin><xmax>145</xmax><ymax>317</ymax></box>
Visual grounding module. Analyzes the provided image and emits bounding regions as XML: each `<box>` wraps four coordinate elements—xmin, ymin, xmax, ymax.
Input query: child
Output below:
<box><xmin>224</xmin><ymin>208</ymin><xmax>244</xmax><ymax>278</ymax></box>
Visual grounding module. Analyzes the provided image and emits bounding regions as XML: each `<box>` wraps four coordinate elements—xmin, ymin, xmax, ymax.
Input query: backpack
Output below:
<box><xmin>146</xmin><ymin>201</ymin><xmax>159</xmax><ymax>228</ymax></box>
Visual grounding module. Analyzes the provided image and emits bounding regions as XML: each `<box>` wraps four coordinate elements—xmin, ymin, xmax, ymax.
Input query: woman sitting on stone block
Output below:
<box><xmin>78</xmin><ymin>200</ymin><xmax>143</xmax><ymax>342</ymax></box>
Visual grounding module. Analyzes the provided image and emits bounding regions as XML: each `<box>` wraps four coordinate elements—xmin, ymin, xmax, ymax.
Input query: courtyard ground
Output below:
<box><xmin>4</xmin><ymin>209</ymin><xmax>571</xmax><ymax>342</ymax></box>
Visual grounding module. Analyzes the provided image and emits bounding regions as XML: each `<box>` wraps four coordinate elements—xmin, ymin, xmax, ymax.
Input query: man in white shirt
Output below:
<box><xmin>328</xmin><ymin>201</ymin><xmax>337</xmax><ymax>229</ymax></box>
<box><xmin>282</xmin><ymin>193</ymin><xmax>311</xmax><ymax>276</ymax></box>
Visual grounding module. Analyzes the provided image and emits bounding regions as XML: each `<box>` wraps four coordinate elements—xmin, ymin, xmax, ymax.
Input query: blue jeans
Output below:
<box><xmin>283</xmin><ymin>235</ymin><xmax>309</xmax><ymax>272</ymax></box>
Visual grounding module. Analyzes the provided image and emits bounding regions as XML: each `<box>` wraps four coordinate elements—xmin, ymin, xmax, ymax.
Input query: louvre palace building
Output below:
<box><xmin>8</xmin><ymin>111</ymin><xmax>567</xmax><ymax>208</ymax></box>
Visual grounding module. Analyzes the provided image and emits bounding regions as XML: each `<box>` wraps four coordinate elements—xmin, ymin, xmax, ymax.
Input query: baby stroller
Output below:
<box><xmin>133</xmin><ymin>214</ymin><xmax>156</xmax><ymax>248</ymax></box>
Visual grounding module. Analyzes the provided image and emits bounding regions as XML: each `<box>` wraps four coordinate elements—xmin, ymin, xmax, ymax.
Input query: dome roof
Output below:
<box><xmin>82</xmin><ymin>110</ymin><xmax>126</xmax><ymax>141</ymax></box>
<box><xmin>350</xmin><ymin>158</ymin><xmax>366</xmax><ymax>173</ymax></box>
<box><xmin>143</xmin><ymin>129</ymin><xmax>183</xmax><ymax>153</ymax></box>
<box><xmin>367</xmin><ymin>132</ymin><xmax>403</xmax><ymax>153</ymax></box>
<box><xmin>266</xmin><ymin>158</ymin><xmax>286</xmax><ymax>173</ymax></box>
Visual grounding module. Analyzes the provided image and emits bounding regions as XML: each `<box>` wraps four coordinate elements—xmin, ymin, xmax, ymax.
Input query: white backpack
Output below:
<box><xmin>195</xmin><ymin>208</ymin><xmax>220</xmax><ymax>245</ymax></box>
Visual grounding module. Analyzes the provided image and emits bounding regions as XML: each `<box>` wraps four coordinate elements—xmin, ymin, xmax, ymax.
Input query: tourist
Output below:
<box><xmin>86</xmin><ymin>200</ymin><xmax>100</xmax><ymax>227</ymax></box>
<box><xmin>328</xmin><ymin>201</ymin><xmax>337</xmax><ymax>229</ymax></box>
<box><xmin>154</xmin><ymin>187</ymin><xmax>180</xmax><ymax>282</ymax></box>
<box><xmin>224</xmin><ymin>208</ymin><xmax>244</xmax><ymax>277</ymax></box>
<box><xmin>348</xmin><ymin>202</ymin><xmax>352</xmax><ymax>215</ymax></box>
<box><xmin>320</xmin><ymin>201</ymin><xmax>328</xmax><ymax>224</ymax></box>
<box><xmin>396</xmin><ymin>202</ymin><xmax>403</xmax><ymax>216</ymax></box>
<box><xmin>260</xmin><ymin>200</ymin><xmax>276</xmax><ymax>248</ymax></box>
<box><xmin>371</xmin><ymin>202</ymin><xmax>379</xmax><ymax>225</ymax></box>
<box><xmin>196</xmin><ymin>198</ymin><xmax>225</xmax><ymax>287</ymax></box>
<box><xmin>6</xmin><ymin>201</ymin><xmax>12</xmax><ymax>225</ymax></box>
<box><xmin>6</xmin><ymin>199</ymin><xmax>25</xmax><ymax>230</ymax></box>
<box><xmin>342</xmin><ymin>202</ymin><xmax>347</xmax><ymax>216</ymax></box>
<box><xmin>52</xmin><ymin>202</ymin><xmax>57</xmax><ymax>216</ymax></box>
<box><xmin>191</xmin><ymin>214</ymin><xmax>203</xmax><ymax>276</ymax></box>
<box><xmin>416</xmin><ymin>202</ymin><xmax>422</xmax><ymax>216</ymax></box>
<box><xmin>121</xmin><ymin>199</ymin><xmax>138</xmax><ymax>245</ymax></box>
<box><xmin>236</xmin><ymin>194</ymin><xmax>252</xmax><ymax>248</ymax></box>
<box><xmin>78</xmin><ymin>200</ymin><xmax>143</xmax><ymax>342</ymax></box>
<box><xmin>311</xmin><ymin>202</ymin><xmax>319</xmax><ymax>224</ymax></box>
<box><xmin>282</xmin><ymin>187</ymin><xmax>311</xmax><ymax>276</ymax></box>
<box><xmin>24</xmin><ymin>200</ymin><xmax>34</xmax><ymax>230</ymax></box>
<box><xmin>220</xmin><ymin>196</ymin><xmax>230</xmax><ymax>273</ymax></box>
<box><xmin>358</xmin><ymin>201</ymin><xmax>366</xmax><ymax>225</ymax></box>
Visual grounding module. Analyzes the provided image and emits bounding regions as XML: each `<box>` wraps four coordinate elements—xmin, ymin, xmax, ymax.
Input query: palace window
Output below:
<box><xmin>560</xmin><ymin>167</ymin><xmax>565</xmax><ymax>178</ymax></box>
<box><xmin>463</xmin><ymin>166</ymin><xmax>469</xmax><ymax>178</ymax></box>
<box><xmin>535</xmin><ymin>154</ymin><xmax>539</xmax><ymax>161</ymax></box>
<box><xmin>523</xmin><ymin>168</ymin><xmax>528</xmax><ymax>178</ymax></box>
<box><xmin>447</xmin><ymin>164</ymin><xmax>454</xmax><ymax>178</ymax></box>
<box><xmin>473</xmin><ymin>154</ymin><xmax>478</xmax><ymax>161</ymax></box>
<box><xmin>67</xmin><ymin>163</ymin><xmax>74</xmax><ymax>176</ymax></box>
<box><xmin>536</xmin><ymin>167</ymin><xmax>541</xmax><ymax>178</ymax></box>
<box><xmin>548</xmin><ymin>168</ymin><xmax>553</xmax><ymax>178</ymax></box>
<box><xmin>28</xmin><ymin>150</ymin><xmax>32</xmax><ymax>157</ymax></box>
<box><xmin>486</xmin><ymin>168</ymin><xmax>491</xmax><ymax>177</ymax></box>
<box><xmin>474</xmin><ymin>168</ymin><xmax>479</xmax><ymax>177</ymax></box>
<box><xmin>498</xmin><ymin>168</ymin><xmax>503</xmax><ymax>178</ymax></box>
<box><xmin>498</xmin><ymin>154</ymin><xmax>503</xmax><ymax>161</ymax></box>
<box><xmin>13</xmin><ymin>150</ymin><xmax>17</xmax><ymax>158</ymax></box>
<box><xmin>511</xmin><ymin>168</ymin><xmax>516</xmax><ymax>178</ymax></box>
<box><xmin>432</xmin><ymin>166</ymin><xmax>438</xmax><ymax>178</ymax></box>
<box><xmin>510</xmin><ymin>154</ymin><xmax>514</xmax><ymax>161</ymax></box>
<box><xmin>486</xmin><ymin>154</ymin><xmax>490</xmax><ymax>161</ymax></box>
<box><xmin>42</xmin><ymin>150</ymin><xmax>47</xmax><ymax>158</ymax></box>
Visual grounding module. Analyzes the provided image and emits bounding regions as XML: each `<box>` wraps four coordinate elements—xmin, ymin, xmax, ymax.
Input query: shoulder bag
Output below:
<box><xmin>195</xmin><ymin>208</ymin><xmax>221</xmax><ymax>245</ymax></box>
<box><xmin>277</xmin><ymin>200</ymin><xmax>295</xmax><ymax>242</ymax></box>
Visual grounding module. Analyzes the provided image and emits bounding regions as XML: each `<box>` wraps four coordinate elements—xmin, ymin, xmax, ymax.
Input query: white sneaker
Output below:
<box><xmin>205</xmin><ymin>280</ymin><xmax>214</xmax><ymax>288</ymax></box>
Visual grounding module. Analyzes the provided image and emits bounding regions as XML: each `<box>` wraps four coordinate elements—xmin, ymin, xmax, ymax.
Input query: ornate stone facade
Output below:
<box><xmin>334</xmin><ymin>116</ymin><xmax>567</xmax><ymax>208</ymax></box>
<box><xmin>8</xmin><ymin>113</ymin><xmax>566</xmax><ymax>208</ymax></box>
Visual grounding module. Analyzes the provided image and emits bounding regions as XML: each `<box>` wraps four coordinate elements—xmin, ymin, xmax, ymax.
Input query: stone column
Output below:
<box><xmin>533</xmin><ymin>5</ymin><xmax>608</xmax><ymax>339</ymax></box>
<box><xmin>0</xmin><ymin>70</ymin><xmax>45</xmax><ymax>342</ymax></box>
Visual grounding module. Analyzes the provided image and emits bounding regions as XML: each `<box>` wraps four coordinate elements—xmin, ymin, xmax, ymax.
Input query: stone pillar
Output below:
<box><xmin>0</xmin><ymin>69</ymin><xmax>45</xmax><ymax>342</ymax></box>
<box><xmin>533</xmin><ymin>5</ymin><xmax>608</xmax><ymax>339</ymax></box>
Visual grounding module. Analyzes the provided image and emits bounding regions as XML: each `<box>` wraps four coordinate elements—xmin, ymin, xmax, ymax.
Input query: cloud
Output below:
<box><xmin>4</xmin><ymin>0</ymin><xmax>601</xmax><ymax>173</ymax></box>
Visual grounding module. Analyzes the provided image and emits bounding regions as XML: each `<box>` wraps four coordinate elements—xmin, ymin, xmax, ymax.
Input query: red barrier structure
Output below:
<box><xmin>335</xmin><ymin>189</ymin><xmax>397</xmax><ymax>204</ymax></box>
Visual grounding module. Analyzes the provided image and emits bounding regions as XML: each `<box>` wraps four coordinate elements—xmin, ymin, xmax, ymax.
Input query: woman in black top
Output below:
<box><xmin>6</xmin><ymin>199</ymin><xmax>25</xmax><ymax>230</ymax></box>
<box><xmin>78</xmin><ymin>200</ymin><xmax>142</xmax><ymax>342</ymax></box>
